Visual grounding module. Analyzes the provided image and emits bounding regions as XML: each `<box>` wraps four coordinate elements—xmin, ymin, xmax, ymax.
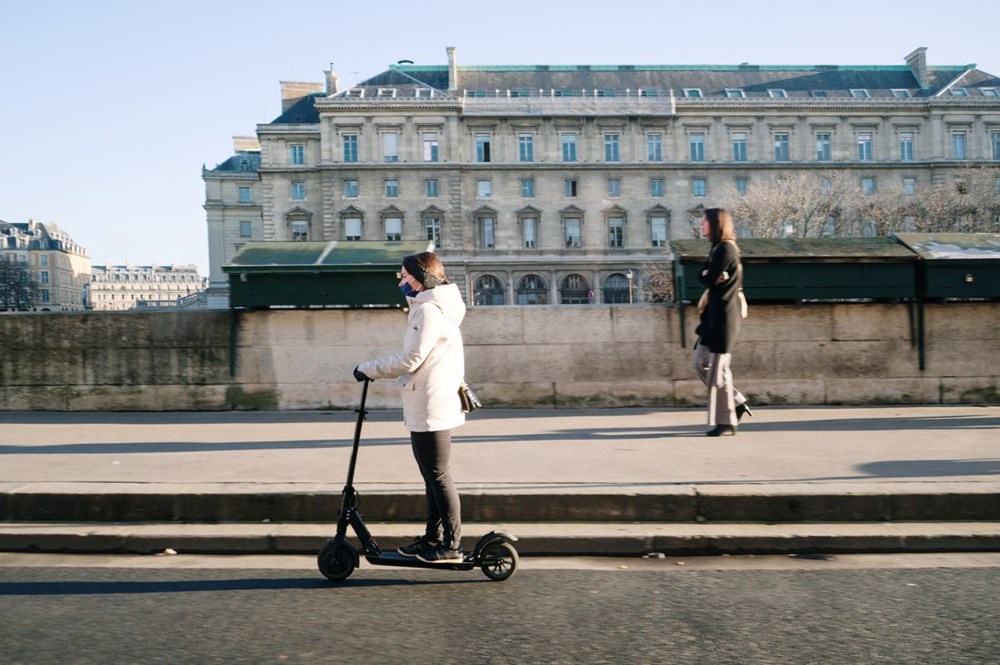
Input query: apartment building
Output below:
<box><xmin>0</xmin><ymin>219</ymin><xmax>91</xmax><ymax>311</ymax></box>
<box><xmin>204</xmin><ymin>46</ymin><xmax>1000</xmax><ymax>306</ymax></box>
<box><xmin>87</xmin><ymin>264</ymin><xmax>207</xmax><ymax>311</ymax></box>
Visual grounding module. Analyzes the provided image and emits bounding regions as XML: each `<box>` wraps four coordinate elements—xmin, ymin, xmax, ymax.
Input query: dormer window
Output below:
<box><xmin>414</xmin><ymin>88</ymin><xmax>434</xmax><ymax>98</ymax></box>
<box><xmin>376</xmin><ymin>88</ymin><xmax>397</xmax><ymax>98</ymax></box>
<box><xmin>724</xmin><ymin>88</ymin><xmax>745</xmax><ymax>98</ymax></box>
<box><xmin>344</xmin><ymin>88</ymin><xmax>365</xmax><ymax>98</ymax></box>
<box><xmin>768</xmin><ymin>89</ymin><xmax>787</xmax><ymax>98</ymax></box>
<box><xmin>981</xmin><ymin>88</ymin><xmax>999</xmax><ymax>97</ymax></box>
<box><xmin>683</xmin><ymin>88</ymin><xmax>703</xmax><ymax>98</ymax></box>
<box><xmin>850</xmin><ymin>89</ymin><xmax>870</xmax><ymax>98</ymax></box>
<box><xmin>811</xmin><ymin>90</ymin><xmax>827</xmax><ymax>97</ymax></box>
<box><xmin>950</xmin><ymin>87</ymin><xmax>969</xmax><ymax>97</ymax></box>
<box><xmin>891</xmin><ymin>89</ymin><xmax>911</xmax><ymax>98</ymax></box>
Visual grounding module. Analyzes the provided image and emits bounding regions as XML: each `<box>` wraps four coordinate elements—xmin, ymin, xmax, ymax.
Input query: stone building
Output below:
<box><xmin>87</xmin><ymin>264</ymin><xmax>207</xmax><ymax>311</ymax></box>
<box><xmin>204</xmin><ymin>46</ymin><xmax>1000</xmax><ymax>306</ymax></box>
<box><xmin>0</xmin><ymin>219</ymin><xmax>91</xmax><ymax>311</ymax></box>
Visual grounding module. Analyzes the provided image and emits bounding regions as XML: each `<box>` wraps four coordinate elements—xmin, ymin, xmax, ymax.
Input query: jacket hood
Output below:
<box><xmin>413</xmin><ymin>283</ymin><xmax>466</xmax><ymax>326</ymax></box>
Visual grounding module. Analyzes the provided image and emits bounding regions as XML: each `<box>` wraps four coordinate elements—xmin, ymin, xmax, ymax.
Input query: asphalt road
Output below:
<box><xmin>1</xmin><ymin>554</ymin><xmax>998</xmax><ymax>664</ymax></box>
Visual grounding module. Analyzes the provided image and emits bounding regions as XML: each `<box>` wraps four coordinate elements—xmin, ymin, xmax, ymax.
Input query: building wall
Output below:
<box><xmin>1</xmin><ymin>304</ymin><xmax>996</xmax><ymax>410</ymax></box>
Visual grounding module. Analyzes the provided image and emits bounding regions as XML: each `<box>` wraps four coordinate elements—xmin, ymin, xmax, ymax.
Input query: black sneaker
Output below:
<box><xmin>416</xmin><ymin>545</ymin><xmax>463</xmax><ymax>564</ymax></box>
<box><xmin>397</xmin><ymin>537</ymin><xmax>437</xmax><ymax>558</ymax></box>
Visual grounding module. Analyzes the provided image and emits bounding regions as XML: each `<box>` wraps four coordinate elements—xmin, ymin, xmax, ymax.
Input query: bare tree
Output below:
<box><xmin>0</xmin><ymin>260</ymin><xmax>38</xmax><ymax>310</ymax></box>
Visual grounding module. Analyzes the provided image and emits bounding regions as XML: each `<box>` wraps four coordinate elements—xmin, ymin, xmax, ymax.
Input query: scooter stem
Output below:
<box><xmin>344</xmin><ymin>378</ymin><xmax>370</xmax><ymax>490</ymax></box>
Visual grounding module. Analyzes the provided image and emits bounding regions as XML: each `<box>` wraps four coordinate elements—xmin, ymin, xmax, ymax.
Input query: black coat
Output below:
<box><xmin>695</xmin><ymin>241</ymin><xmax>742</xmax><ymax>354</ymax></box>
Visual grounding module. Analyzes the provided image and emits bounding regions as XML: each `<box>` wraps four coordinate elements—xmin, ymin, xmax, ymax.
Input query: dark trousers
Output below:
<box><xmin>410</xmin><ymin>430</ymin><xmax>462</xmax><ymax>550</ymax></box>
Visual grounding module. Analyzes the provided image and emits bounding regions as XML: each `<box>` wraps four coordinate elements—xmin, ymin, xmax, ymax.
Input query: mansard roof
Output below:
<box><xmin>207</xmin><ymin>151</ymin><xmax>261</xmax><ymax>173</ymax></box>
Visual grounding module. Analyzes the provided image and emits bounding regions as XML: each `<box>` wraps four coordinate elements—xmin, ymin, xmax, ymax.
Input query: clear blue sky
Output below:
<box><xmin>3</xmin><ymin>0</ymin><xmax>998</xmax><ymax>275</ymax></box>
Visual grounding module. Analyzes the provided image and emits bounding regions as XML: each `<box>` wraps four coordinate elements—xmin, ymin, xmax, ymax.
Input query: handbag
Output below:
<box><xmin>458</xmin><ymin>382</ymin><xmax>482</xmax><ymax>413</ymax></box>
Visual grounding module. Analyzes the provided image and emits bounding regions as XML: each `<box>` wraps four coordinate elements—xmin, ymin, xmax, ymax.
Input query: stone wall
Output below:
<box><xmin>1</xmin><ymin>303</ymin><xmax>997</xmax><ymax>411</ymax></box>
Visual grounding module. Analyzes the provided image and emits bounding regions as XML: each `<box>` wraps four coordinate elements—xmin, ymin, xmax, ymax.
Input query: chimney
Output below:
<box><xmin>325</xmin><ymin>69</ymin><xmax>339</xmax><ymax>96</ymax></box>
<box><xmin>905</xmin><ymin>47</ymin><xmax>929</xmax><ymax>89</ymax></box>
<box><xmin>233</xmin><ymin>136</ymin><xmax>260</xmax><ymax>153</ymax></box>
<box><xmin>279</xmin><ymin>80</ymin><xmax>324</xmax><ymax>112</ymax></box>
<box><xmin>447</xmin><ymin>46</ymin><xmax>457</xmax><ymax>91</ymax></box>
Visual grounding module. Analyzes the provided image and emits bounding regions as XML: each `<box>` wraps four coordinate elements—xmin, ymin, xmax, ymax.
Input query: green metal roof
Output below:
<box><xmin>222</xmin><ymin>240</ymin><xmax>434</xmax><ymax>273</ymax></box>
<box><xmin>671</xmin><ymin>237</ymin><xmax>916</xmax><ymax>263</ymax></box>
<box><xmin>893</xmin><ymin>233</ymin><xmax>1000</xmax><ymax>260</ymax></box>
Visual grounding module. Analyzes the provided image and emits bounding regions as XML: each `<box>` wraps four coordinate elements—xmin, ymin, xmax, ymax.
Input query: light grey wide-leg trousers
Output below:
<box><xmin>692</xmin><ymin>340</ymin><xmax>746</xmax><ymax>426</ymax></box>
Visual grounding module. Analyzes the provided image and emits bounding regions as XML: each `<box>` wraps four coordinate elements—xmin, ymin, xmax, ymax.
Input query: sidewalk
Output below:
<box><xmin>1</xmin><ymin>405</ymin><xmax>998</xmax><ymax>556</ymax></box>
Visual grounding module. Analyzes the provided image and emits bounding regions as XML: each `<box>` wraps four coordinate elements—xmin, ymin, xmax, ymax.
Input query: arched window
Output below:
<box><xmin>560</xmin><ymin>274</ymin><xmax>590</xmax><ymax>304</ymax></box>
<box><xmin>603</xmin><ymin>273</ymin><xmax>631</xmax><ymax>304</ymax></box>
<box><xmin>516</xmin><ymin>274</ymin><xmax>547</xmax><ymax>305</ymax></box>
<box><xmin>474</xmin><ymin>275</ymin><xmax>505</xmax><ymax>306</ymax></box>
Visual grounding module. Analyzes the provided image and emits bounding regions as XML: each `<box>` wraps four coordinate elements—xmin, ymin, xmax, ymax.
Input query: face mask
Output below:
<box><xmin>400</xmin><ymin>282</ymin><xmax>418</xmax><ymax>298</ymax></box>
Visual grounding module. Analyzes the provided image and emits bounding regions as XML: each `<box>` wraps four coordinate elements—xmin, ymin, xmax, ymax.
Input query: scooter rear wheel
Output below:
<box><xmin>318</xmin><ymin>540</ymin><xmax>357</xmax><ymax>582</ymax></box>
<box><xmin>479</xmin><ymin>541</ymin><xmax>518</xmax><ymax>581</ymax></box>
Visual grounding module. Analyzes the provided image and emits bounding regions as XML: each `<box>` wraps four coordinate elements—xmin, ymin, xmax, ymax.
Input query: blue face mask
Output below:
<box><xmin>400</xmin><ymin>282</ymin><xmax>418</xmax><ymax>298</ymax></box>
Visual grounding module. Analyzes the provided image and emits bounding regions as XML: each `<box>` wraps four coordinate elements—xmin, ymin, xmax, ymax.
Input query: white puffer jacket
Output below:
<box><xmin>357</xmin><ymin>283</ymin><xmax>466</xmax><ymax>433</ymax></box>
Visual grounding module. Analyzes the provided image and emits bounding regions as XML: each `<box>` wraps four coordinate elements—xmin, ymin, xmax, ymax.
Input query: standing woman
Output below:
<box><xmin>354</xmin><ymin>252</ymin><xmax>467</xmax><ymax>562</ymax></box>
<box><xmin>693</xmin><ymin>208</ymin><xmax>752</xmax><ymax>436</ymax></box>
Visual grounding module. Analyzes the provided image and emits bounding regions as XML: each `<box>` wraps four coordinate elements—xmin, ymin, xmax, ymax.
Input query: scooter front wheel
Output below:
<box><xmin>479</xmin><ymin>541</ymin><xmax>518</xmax><ymax>581</ymax></box>
<box><xmin>318</xmin><ymin>540</ymin><xmax>357</xmax><ymax>582</ymax></box>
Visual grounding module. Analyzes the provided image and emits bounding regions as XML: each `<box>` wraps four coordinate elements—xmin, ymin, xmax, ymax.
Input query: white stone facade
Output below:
<box><xmin>0</xmin><ymin>219</ymin><xmax>91</xmax><ymax>311</ymax></box>
<box><xmin>87</xmin><ymin>264</ymin><xmax>207</xmax><ymax>311</ymax></box>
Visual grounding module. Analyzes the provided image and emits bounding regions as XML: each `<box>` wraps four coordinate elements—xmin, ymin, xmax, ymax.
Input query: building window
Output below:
<box><xmin>344</xmin><ymin>218</ymin><xmax>362</xmax><ymax>241</ymax></box>
<box><xmin>521</xmin><ymin>178</ymin><xmax>535</xmax><ymax>198</ymax></box>
<box><xmin>899</xmin><ymin>132</ymin><xmax>914</xmax><ymax>161</ymax></box>
<box><xmin>725</xmin><ymin>88</ymin><xmax>745</xmax><ymax>98</ymax></box>
<box><xmin>521</xmin><ymin>216</ymin><xmax>538</xmax><ymax>248</ymax></box>
<box><xmin>381</xmin><ymin>132</ymin><xmax>399</xmax><ymax>162</ymax></box>
<box><xmin>40</xmin><ymin>270</ymin><xmax>49</xmax><ymax>284</ymax></box>
<box><xmin>40</xmin><ymin>255</ymin><xmax>48</xmax><ymax>266</ymax></box>
<box><xmin>952</xmin><ymin>131</ymin><xmax>967</xmax><ymax>159</ymax></box>
<box><xmin>560</xmin><ymin>274</ymin><xmax>591</xmax><ymax>304</ymax></box>
<box><xmin>564</xmin><ymin>178</ymin><xmax>578</xmax><ymax>198</ymax></box>
<box><xmin>343</xmin><ymin>134</ymin><xmax>358</xmax><ymax>162</ymax></box>
<box><xmin>423</xmin><ymin>132</ymin><xmax>439</xmax><ymax>162</ymax></box>
<box><xmin>475</xmin><ymin>133</ymin><xmax>492</xmax><ymax>162</ymax></box>
<box><xmin>992</xmin><ymin>132</ymin><xmax>1000</xmax><ymax>160</ymax></box>
<box><xmin>735</xmin><ymin>177</ymin><xmax>749</xmax><ymax>196</ymax></box>
<box><xmin>773</xmin><ymin>133</ymin><xmax>790</xmax><ymax>161</ymax></box>
<box><xmin>731</xmin><ymin>132</ymin><xmax>748</xmax><ymax>162</ymax></box>
<box><xmin>650</xmin><ymin>216</ymin><xmax>668</xmax><ymax>247</ymax></box>
<box><xmin>290</xmin><ymin>144</ymin><xmax>304</xmax><ymax>165</ymax></box>
<box><xmin>857</xmin><ymin>133</ymin><xmax>873</xmax><ymax>161</ymax></box>
<box><xmin>424</xmin><ymin>179</ymin><xmax>439</xmax><ymax>197</ymax></box>
<box><xmin>239</xmin><ymin>221</ymin><xmax>252</xmax><ymax>238</ymax></box>
<box><xmin>477</xmin><ymin>216</ymin><xmax>495</xmax><ymax>249</ymax></box>
<box><xmin>477</xmin><ymin>180</ymin><xmax>492</xmax><ymax>199</ymax></box>
<box><xmin>238</xmin><ymin>186</ymin><xmax>252</xmax><ymax>204</ymax></box>
<box><xmin>816</xmin><ymin>133</ymin><xmax>832</xmax><ymax>161</ymax></box>
<box><xmin>384</xmin><ymin>179</ymin><xmax>399</xmax><ymax>197</ymax></box>
<box><xmin>891</xmin><ymin>89</ymin><xmax>911</xmax><ymax>98</ymax></box>
<box><xmin>608</xmin><ymin>217</ymin><xmax>624</xmax><ymax>248</ymax></box>
<box><xmin>385</xmin><ymin>217</ymin><xmax>402</xmax><ymax>241</ymax></box>
<box><xmin>683</xmin><ymin>88</ymin><xmax>702</xmax><ymax>98</ymax></box>
<box><xmin>40</xmin><ymin>289</ymin><xmax>50</xmax><ymax>303</ymax></box>
<box><xmin>903</xmin><ymin>177</ymin><xmax>916</xmax><ymax>196</ymax></box>
<box><xmin>604</xmin><ymin>133</ymin><xmax>621</xmax><ymax>162</ymax></box>
<box><xmin>982</xmin><ymin>88</ymin><xmax>999</xmax><ymax>97</ymax></box>
<box><xmin>564</xmin><ymin>218</ymin><xmax>582</xmax><ymax>248</ymax></box>
<box><xmin>768</xmin><ymin>89</ymin><xmax>787</xmax><ymax>98</ymax></box>
<box><xmin>692</xmin><ymin>177</ymin><xmax>707</xmax><ymax>197</ymax></box>
<box><xmin>344</xmin><ymin>179</ymin><xmax>359</xmax><ymax>198</ymax></box>
<box><xmin>950</xmin><ymin>88</ymin><xmax>969</xmax><ymax>97</ymax></box>
<box><xmin>607</xmin><ymin>178</ymin><xmax>621</xmax><ymax>197</ymax></box>
<box><xmin>850</xmin><ymin>89</ymin><xmax>870</xmax><ymax>98</ymax></box>
<box><xmin>424</xmin><ymin>216</ymin><xmax>441</xmax><ymax>245</ymax></box>
<box><xmin>518</xmin><ymin>134</ymin><xmax>534</xmax><ymax>162</ymax></box>
<box><xmin>291</xmin><ymin>220</ymin><xmax>310</xmax><ymax>241</ymax></box>
<box><xmin>561</xmin><ymin>133</ymin><xmax>578</xmax><ymax>162</ymax></box>
<box><xmin>516</xmin><ymin>274</ymin><xmax>547</xmax><ymax>305</ymax></box>
<box><xmin>689</xmin><ymin>132</ymin><xmax>705</xmax><ymax>161</ymax></box>
<box><xmin>647</xmin><ymin>133</ymin><xmax>663</xmax><ymax>161</ymax></box>
<box><xmin>861</xmin><ymin>177</ymin><xmax>876</xmax><ymax>196</ymax></box>
<box><xmin>474</xmin><ymin>275</ymin><xmax>505</xmax><ymax>306</ymax></box>
<box><xmin>603</xmin><ymin>273</ymin><xmax>631</xmax><ymax>304</ymax></box>
<box><xmin>650</xmin><ymin>178</ymin><xmax>664</xmax><ymax>197</ymax></box>
<box><xmin>291</xmin><ymin>182</ymin><xmax>305</xmax><ymax>200</ymax></box>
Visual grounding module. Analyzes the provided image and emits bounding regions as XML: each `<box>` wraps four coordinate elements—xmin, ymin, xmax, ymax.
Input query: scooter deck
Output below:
<box><xmin>366</xmin><ymin>550</ymin><xmax>476</xmax><ymax>572</ymax></box>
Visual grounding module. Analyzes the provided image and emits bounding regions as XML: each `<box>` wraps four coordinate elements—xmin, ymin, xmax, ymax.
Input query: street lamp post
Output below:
<box><xmin>625</xmin><ymin>269</ymin><xmax>633</xmax><ymax>304</ymax></box>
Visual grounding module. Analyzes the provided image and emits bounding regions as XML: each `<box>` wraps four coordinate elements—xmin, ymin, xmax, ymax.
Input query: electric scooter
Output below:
<box><xmin>317</xmin><ymin>379</ymin><xmax>519</xmax><ymax>582</ymax></box>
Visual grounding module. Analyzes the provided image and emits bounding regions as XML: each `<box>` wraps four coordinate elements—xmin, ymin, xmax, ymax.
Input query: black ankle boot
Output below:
<box><xmin>736</xmin><ymin>403</ymin><xmax>754</xmax><ymax>422</ymax></box>
<box><xmin>706</xmin><ymin>425</ymin><xmax>737</xmax><ymax>437</ymax></box>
